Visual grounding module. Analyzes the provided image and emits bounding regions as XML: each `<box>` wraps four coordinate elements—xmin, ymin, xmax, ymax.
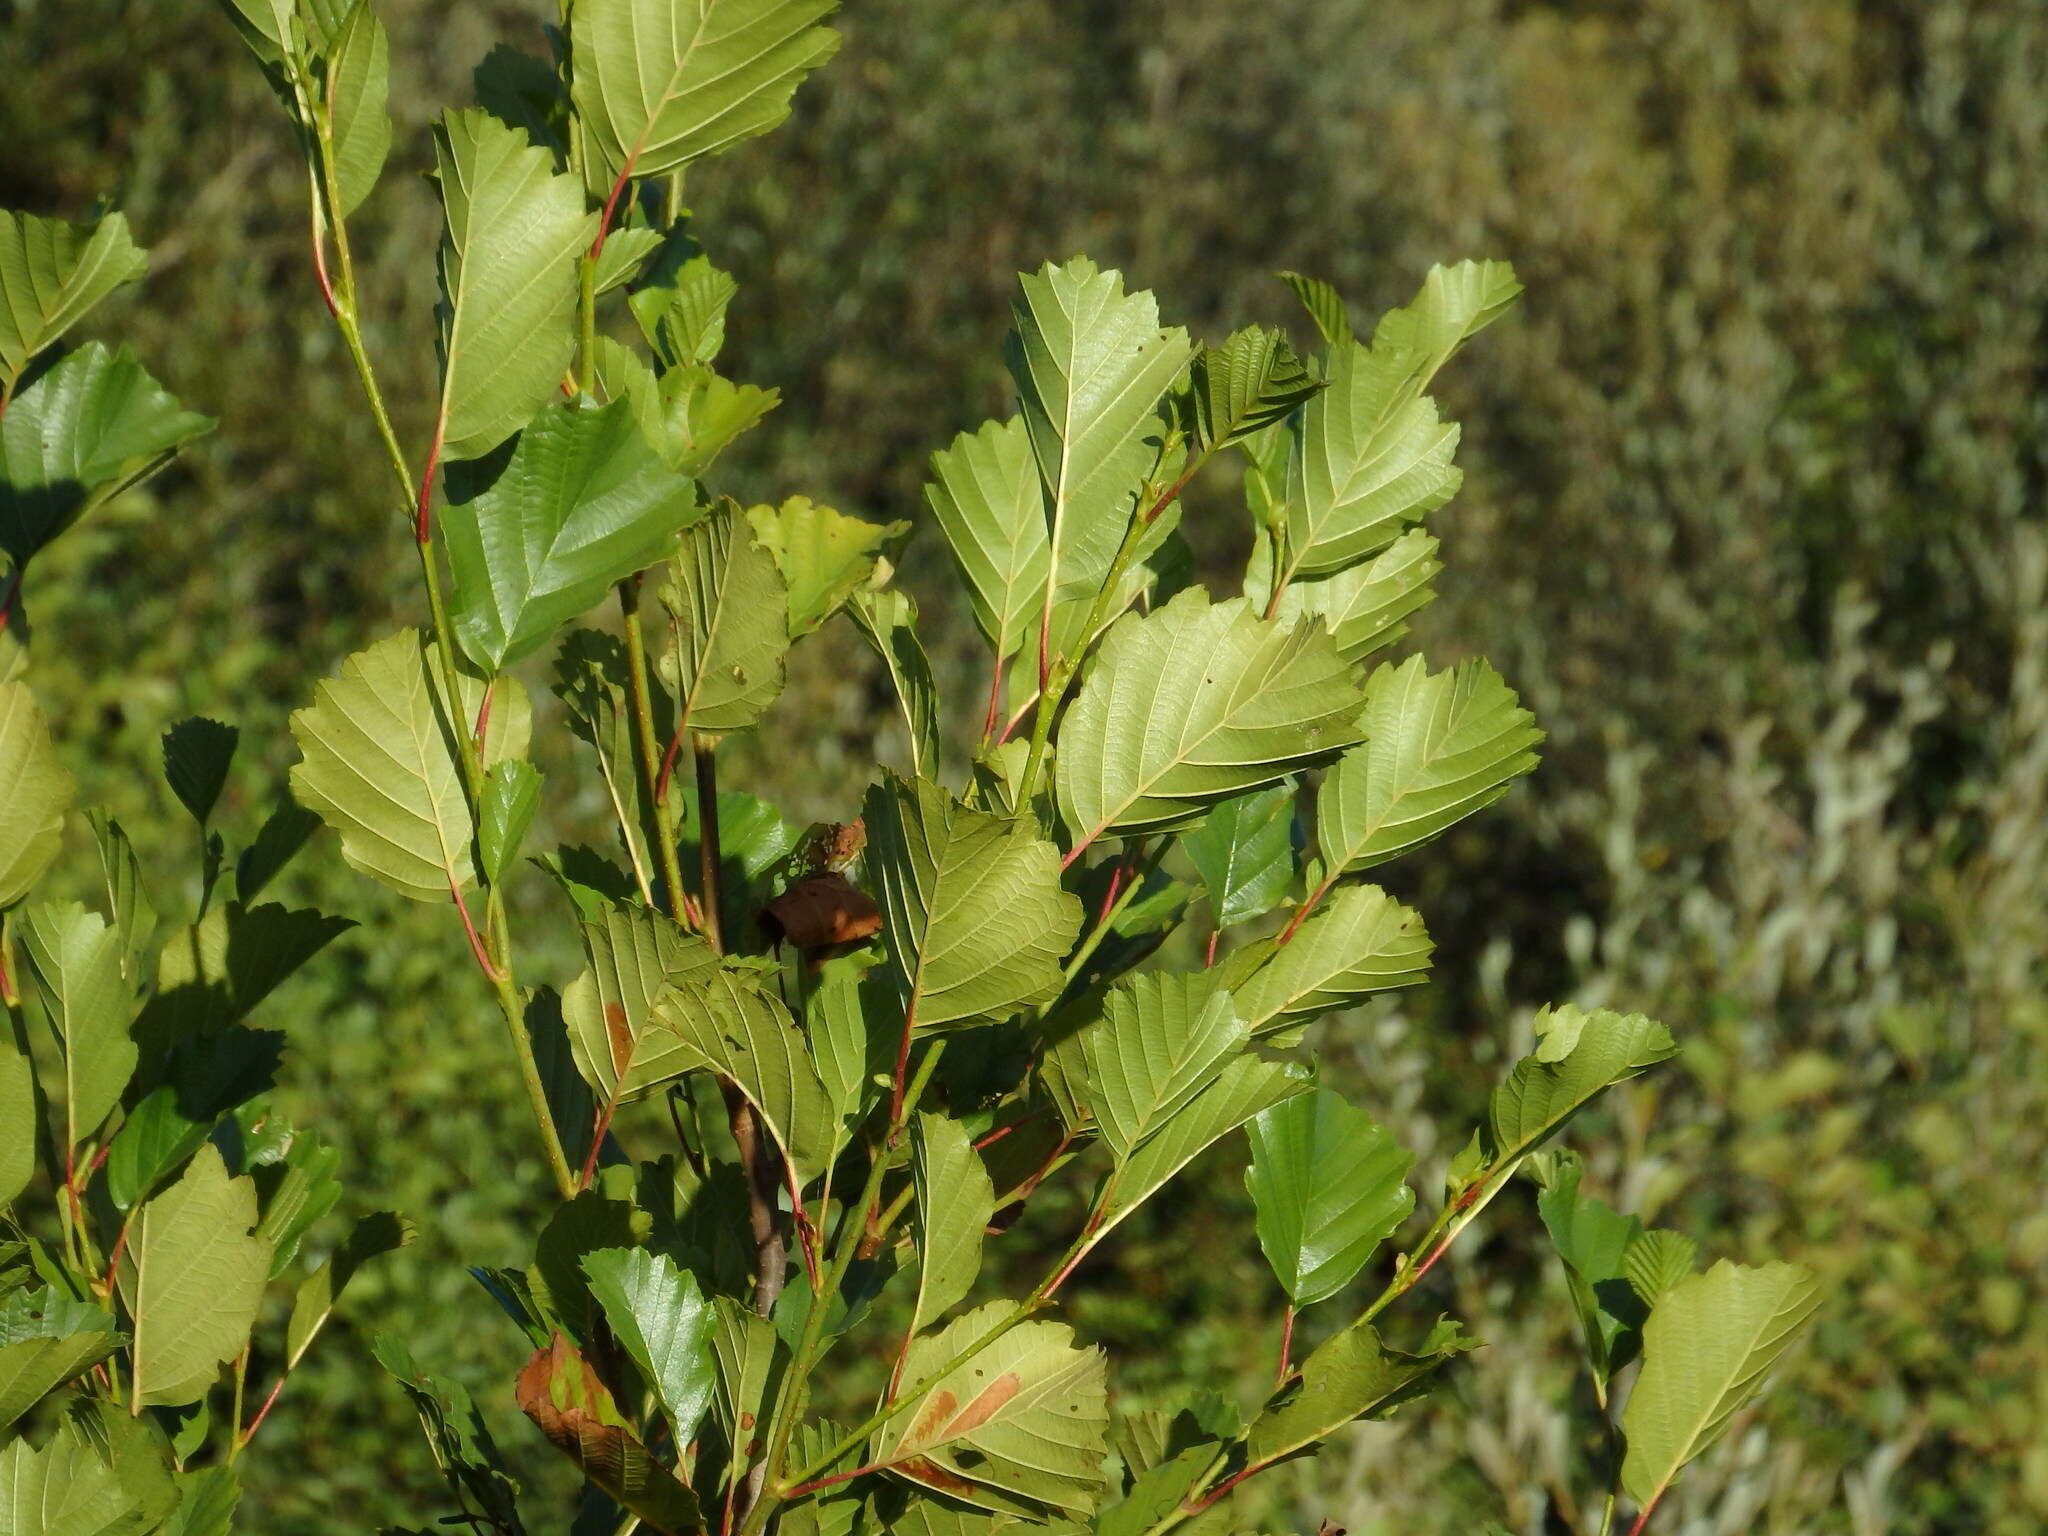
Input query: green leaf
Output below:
<box><xmin>581</xmin><ymin>1246</ymin><xmax>716</xmax><ymax>1444</ymax></box>
<box><xmin>570</xmin><ymin>0</ymin><xmax>842</xmax><ymax>184</ymax></box>
<box><xmin>19</xmin><ymin>902</ymin><xmax>133</xmax><ymax>1147</ymax></box>
<box><xmin>516</xmin><ymin>1334</ymin><xmax>700</xmax><ymax>1536</ymax></box>
<box><xmin>1048</xmin><ymin>973</ymin><xmax>1249</xmax><ymax>1161</ymax></box>
<box><xmin>1055</xmin><ymin>588</ymin><xmax>1365</xmax><ymax>844</ymax></box>
<box><xmin>105</xmin><ymin>1028</ymin><xmax>285</xmax><ymax>1211</ymax></box>
<box><xmin>0</xmin><ymin>681</ymin><xmax>72</xmax><ymax>908</ymax></box>
<box><xmin>320</xmin><ymin>0</ymin><xmax>393</xmax><ymax>217</ymax></box>
<box><xmin>0</xmin><ymin>1289</ymin><xmax>121</xmax><ymax>1430</ymax></box>
<box><xmin>158</xmin><ymin>1465</ymin><xmax>240</xmax><ymax>1536</ymax></box>
<box><xmin>289</xmin><ymin>630</ymin><xmax>527</xmax><ymax>901</ymax></box>
<box><xmin>562</xmin><ymin>902</ymin><xmax>721</xmax><ymax>1108</ymax></box>
<box><xmin>1277</xmin><ymin>271</ymin><xmax>1351</xmax><ymax>348</ymax></box>
<box><xmin>283</xmin><ymin>1210</ymin><xmax>414</xmax><ymax>1370</ymax></box>
<box><xmin>1488</xmin><ymin>1006</ymin><xmax>1678</xmax><ymax>1164</ymax></box>
<box><xmin>443</xmin><ymin>400</ymin><xmax>701</xmax><ymax>673</ymax></box>
<box><xmin>0</xmin><ymin>211</ymin><xmax>149</xmax><ymax>390</ymax></box>
<box><xmin>863</xmin><ymin>772</ymin><xmax>1081</xmax><ymax>1033</ymax></box>
<box><xmin>1008</xmin><ymin>258</ymin><xmax>1193</xmax><ymax>609</ymax></box>
<box><xmin>84</xmin><ymin>811</ymin><xmax>154</xmax><ymax>978</ymax></box>
<box><xmin>1278</xmin><ymin>337</ymin><xmax>1461</xmax><ymax>579</ymax></box>
<box><xmin>849</xmin><ymin>589</ymin><xmax>940</xmax><ymax>779</ymax></box>
<box><xmin>678</xmin><ymin>788</ymin><xmax>802</xmax><ymax>935</ymax></box>
<box><xmin>215</xmin><ymin>0</ymin><xmax>297</xmax><ymax>65</ymax></box>
<box><xmin>374</xmin><ymin>1333</ymin><xmax>528</xmax><ymax>1535</ymax></box>
<box><xmin>233</xmin><ymin>797</ymin><xmax>321</xmax><ymax>906</ymax></box>
<box><xmin>1252</xmin><ymin>528</ymin><xmax>1441</xmax><ymax>666</ymax></box>
<box><xmin>1537</xmin><ymin>1156</ymin><xmax>1645</xmax><ymax>1386</ymax></box>
<box><xmin>746</xmin><ymin>496</ymin><xmax>906</xmax><ymax>638</ymax></box>
<box><xmin>1243</xmin><ymin>1316</ymin><xmax>1474</xmax><ymax>1469</ymax></box>
<box><xmin>1214</xmin><ymin>883</ymin><xmax>1431</xmax><ymax>1038</ymax></box>
<box><xmin>1178</xmin><ymin>782</ymin><xmax>1295</xmax><ymax>930</ymax></box>
<box><xmin>649</xmin><ymin>965</ymin><xmax>834</xmax><ymax>1183</ymax></box>
<box><xmin>1620</xmin><ymin>1261</ymin><xmax>1824</xmax><ymax>1510</ymax></box>
<box><xmin>0</xmin><ymin>342</ymin><xmax>214</xmax><ymax>569</ymax></box>
<box><xmin>1245</xmin><ymin>1087</ymin><xmax>1415</xmax><ymax>1307</ymax></box>
<box><xmin>1624</xmin><ymin>1228</ymin><xmax>1699</xmax><ymax>1309</ymax></box>
<box><xmin>1189</xmin><ymin>325</ymin><xmax>1323</xmax><ymax>452</ymax></box>
<box><xmin>629</xmin><ymin>251</ymin><xmax>736</xmax><ymax>367</ymax></box>
<box><xmin>132</xmin><ymin>900</ymin><xmax>352</xmax><ymax>1045</ymax></box>
<box><xmin>479</xmin><ymin>761</ymin><xmax>543</xmax><ymax>885</ymax></box>
<box><xmin>1316</xmin><ymin>656</ymin><xmax>1541</xmax><ymax>874</ymax></box>
<box><xmin>1368</xmin><ymin>259</ymin><xmax>1523</xmax><ymax>395</ymax></box>
<box><xmin>249</xmin><ymin>1122</ymin><xmax>341</xmax><ymax>1274</ymax></box>
<box><xmin>924</xmin><ymin>416</ymin><xmax>1049</xmax><ymax>663</ymax></box>
<box><xmin>161</xmin><ymin>717</ymin><xmax>238</xmax><ymax>827</ymax></box>
<box><xmin>879</xmin><ymin>1301</ymin><xmax>1109</xmax><ymax>1516</ymax></box>
<box><xmin>657</xmin><ymin>500</ymin><xmax>789</xmax><ymax>733</ymax></box>
<box><xmin>0</xmin><ymin>1037</ymin><xmax>32</xmax><ymax>1208</ymax></box>
<box><xmin>0</xmin><ymin>1420</ymin><xmax>151</xmax><ymax>1536</ymax></box>
<box><xmin>1097</xmin><ymin>1053</ymin><xmax>1308</xmax><ymax>1241</ymax></box>
<box><xmin>592</xmin><ymin>226</ymin><xmax>666</xmax><ymax>296</ymax></box>
<box><xmin>709</xmin><ymin>1296</ymin><xmax>787</xmax><ymax>1475</ymax></box>
<box><xmin>909</xmin><ymin>1114</ymin><xmax>993</xmax><ymax>1334</ymax></box>
<box><xmin>118</xmin><ymin>1144</ymin><xmax>272</xmax><ymax>1408</ymax></box>
<box><xmin>612</xmin><ymin>351</ymin><xmax>779</xmax><ymax>478</ymax></box>
<box><xmin>431</xmin><ymin>110</ymin><xmax>597</xmax><ymax>463</ymax></box>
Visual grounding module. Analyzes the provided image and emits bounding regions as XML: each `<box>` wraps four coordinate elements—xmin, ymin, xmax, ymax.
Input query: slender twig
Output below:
<box><xmin>1274</xmin><ymin>1303</ymin><xmax>1296</xmax><ymax>1388</ymax></box>
<box><xmin>1626</xmin><ymin>1493</ymin><xmax>1664</xmax><ymax>1536</ymax></box>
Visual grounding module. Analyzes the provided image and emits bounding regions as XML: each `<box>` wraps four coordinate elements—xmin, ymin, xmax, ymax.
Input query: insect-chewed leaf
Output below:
<box><xmin>863</xmin><ymin>773</ymin><xmax>1081</xmax><ymax>1033</ymax></box>
<box><xmin>1252</xmin><ymin>527</ymin><xmax>1442</xmax><ymax>666</ymax></box>
<box><xmin>1007</xmin><ymin>258</ymin><xmax>1193</xmax><ymax>609</ymax></box>
<box><xmin>649</xmin><ymin>965</ymin><xmax>835</xmax><ymax>1183</ymax></box>
<box><xmin>517</xmin><ymin>1333</ymin><xmax>700</xmax><ymax>1535</ymax></box>
<box><xmin>1246</xmin><ymin>1087</ymin><xmax>1415</xmax><ymax>1307</ymax></box>
<box><xmin>1055</xmin><ymin>588</ymin><xmax>1365</xmax><ymax>845</ymax></box>
<box><xmin>430</xmin><ymin>111</ymin><xmax>596</xmax><ymax>463</ymax></box>
<box><xmin>879</xmin><ymin>1301</ymin><xmax>1109</xmax><ymax>1516</ymax></box>
<box><xmin>581</xmin><ymin>1247</ymin><xmax>716</xmax><ymax>1445</ymax></box>
<box><xmin>442</xmin><ymin>399</ymin><xmax>701</xmax><ymax>673</ymax></box>
<box><xmin>1215</xmin><ymin>883</ymin><xmax>1432</xmax><ymax>1037</ymax></box>
<box><xmin>1488</xmin><ymin>1005</ymin><xmax>1678</xmax><ymax>1163</ymax></box>
<box><xmin>0</xmin><ymin>210</ymin><xmax>149</xmax><ymax>388</ymax></box>
<box><xmin>1046</xmin><ymin>972</ymin><xmax>1250</xmax><ymax>1160</ymax></box>
<box><xmin>118</xmin><ymin>1145</ymin><xmax>273</xmax><ymax>1408</ymax></box>
<box><xmin>746</xmin><ymin>495</ymin><xmax>907</xmax><ymax>638</ymax></box>
<box><xmin>0</xmin><ymin>1288</ymin><xmax>122</xmax><ymax>1430</ymax></box>
<box><xmin>1317</xmin><ymin>655</ymin><xmax>1541</xmax><ymax>874</ymax></box>
<box><xmin>1244</xmin><ymin>1316</ymin><xmax>1474</xmax><ymax>1469</ymax></box>
<box><xmin>563</xmin><ymin>903</ymin><xmax>721</xmax><ymax>1108</ymax></box>
<box><xmin>657</xmin><ymin>499</ymin><xmax>789</xmax><ymax>733</ymax></box>
<box><xmin>0</xmin><ymin>342</ymin><xmax>214</xmax><ymax>568</ymax></box>
<box><xmin>924</xmin><ymin>416</ymin><xmax>1049</xmax><ymax>663</ymax></box>
<box><xmin>910</xmin><ymin>1114</ymin><xmax>995</xmax><ymax>1335</ymax></box>
<box><xmin>1620</xmin><ymin>1261</ymin><xmax>1823</xmax><ymax>1511</ymax></box>
<box><xmin>571</xmin><ymin>0</ymin><xmax>842</xmax><ymax>186</ymax></box>
<box><xmin>288</xmin><ymin>630</ymin><xmax>528</xmax><ymax>902</ymax></box>
<box><xmin>0</xmin><ymin>680</ymin><xmax>72</xmax><ymax>907</ymax></box>
<box><xmin>1177</xmin><ymin>781</ymin><xmax>1296</xmax><ymax>930</ymax></box>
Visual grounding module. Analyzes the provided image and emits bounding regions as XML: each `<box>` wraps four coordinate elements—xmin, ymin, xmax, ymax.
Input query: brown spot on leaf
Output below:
<box><xmin>939</xmin><ymin>1371</ymin><xmax>1021</xmax><ymax>1439</ymax></box>
<box><xmin>603</xmin><ymin>1002</ymin><xmax>632</xmax><ymax>1071</ymax></box>
<box><xmin>897</xmin><ymin>1456</ymin><xmax>978</xmax><ymax>1496</ymax></box>
<box><xmin>904</xmin><ymin>1388</ymin><xmax>959</xmax><ymax>1446</ymax></box>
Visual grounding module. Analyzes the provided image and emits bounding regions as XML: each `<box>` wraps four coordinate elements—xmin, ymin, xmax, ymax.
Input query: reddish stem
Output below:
<box><xmin>0</xmin><ymin>567</ymin><xmax>22</xmax><ymax>636</ymax></box>
<box><xmin>1274</xmin><ymin>873</ymin><xmax>1335</xmax><ymax>947</ymax></box>
<box><xmin>1274</xmin><ymin>1304</ymin><xmax>1296</xmax><ymax>1388</ymax></box>
<box><xmin>591</xmin><ymin>166</ymin><xmax>634</xmax><ymax>262</ymax></box>
<box><xmin>655</xmin><ymin>721</ymin><xmax>686</xmax><ymax>806</ymax></box>
<box><xmin>240</xmin><ymin>1372</ymin><xmax>289</xmax><ymax>1447</ymax></box>
<box><xmin>1042</xmin><ymin>1212</ymin><xmax>1103</xmax><ymax>1299</ymax></box>
<box><xmin>887</xmin><ymin>1005</ymin><xmax>919</xmax><ymax>1127</ymax></box>
<box><xmin>1203</xmin><ymin>929</ymin><xmax>1220</xmax><ymax>969</ymax></box>
<box><xmin>980</xmin><ymin>657</ymin><xmax>1006</xmax><ymax>744</ymax></box>
<box><xmin>1096</xmin><ymin>864</ymin><xmax>1126</xmax><ymax>924</ymax></box>
<box><xmin>310</xmin><ymin>221</ymin><xmax>339</xmax><ymax>318</ymax></box>
<box><xmin>414</xmin><ymin>424</ymin><xmax>444</xmax><ymax>544</ymax></box>
<box><xmin>449</xmin><ymin>881</ymin><xmax>502</xmax><ymax>982</ymax></box>
<box><xmin>1627</xmin><ymin>1493</ymin><xmax>1665</xmax><ymax>1536</ymax></box>
<box><xmin>973</xmin><ymin>1119</ymin><xmax>1022</xmax><ymax>1153</ymax></box>
<box><xmin>474</xmin><ymin>678</ymin><xmax>495</xmax><ymax>747</ymax></box>
<box><xmin>579</xmin><ymin>1094</ymin><xmax>622</xmax><ymax>1192</ymax></box>
<box><xmin>782</xmin><ymin>1461</ymin><xmax>883</xmax><ymax>1501</ymax></box>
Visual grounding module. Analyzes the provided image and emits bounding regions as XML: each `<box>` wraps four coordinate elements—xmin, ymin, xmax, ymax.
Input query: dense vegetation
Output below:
<box><xmin>2</xmin><ymin>1</ymin><xmax>2043</xmax><ymax>1532</ymax></box>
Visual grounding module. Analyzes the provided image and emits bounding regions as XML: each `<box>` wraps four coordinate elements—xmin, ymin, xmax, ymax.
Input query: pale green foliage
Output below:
<box><xmin>18</xmin><ymin>902</ymin><xmax>134</xmax><ymax>1146</ymax></box>
<box><xmin>850</xmin><ymin>589</ymin><xmax>941</xmax><ymax>779</ymax></box>
<box><xmin>0</xmin><ymin>682</ymin><xmax>71</xmax><ymax>908</ymax></box>
<box><xmin>0</xmin><ymin>1291</ymin><xmax>121</xmax><ymax>1430</ymax></box>
<box><xmin>570</xmin><ymin>0</ymin><xmax>842</xmax><ymax>185</ymax></box>
<box><xmin>1055</xmin><ymin>588</ymin><xmax>1366</xmax><ymax>843</ymax></box>
<box><xmin>564</xmin><ymin>904</ymin><xmax>720</xmax><ymax>1107</ymax></box>
<box><xmin>1621</xmin><ymin>1261</ymin><xmax>1824</xmax><ymax>1508</ymax></box>
<box><xmin>924</xmin><ymin>416</ymin><xmax>1048</xmax><ymax>663</ymax></box>
<box><xmin>1218</xmin><ymin>883</ymin><xmax>1433</xmax><ymax>1034</ymax></box>
<box><xmin>1254</xmin><ymin>527</ymin><xmax>1442</xmax><ymax>667</ymax></box>
<box><xmin>909</xmin><ymin>1115</ymin><xmax>993</xmax><ymax>1335</ymax></box>
<box><xmin>442</xmin><ymin>399</ymin><xmax>702</xmax><ymax>672</ymax></box>
<box><xmin>0</xmin><ymin>210</ymin><xmax>148</xmax><ymax>389</ymax></box>
<box><xmin>1488</xmin><ymin>1006</ymin><xmax>1678</xmax><ymax>1162</ymax></box>
<box><xmin>1048</xmin><ymin>974</ymin><xmax>1250</xmax><ymax>1160</ymax></box>
<box><xmin>320</xmin><ymin>0</ymin><xmax>392</xmax><ymax>218</ymax></box>
<box><xmin>1244</xmin><ymin>1318</ymin><xmax>1475</xmax><ymax>1470</ymax></box>
<box><xmin>658</xmin><ymin>499</ymin><xmax>789</xmax><ymax>732</ymax></box>
<box><xmin>118</xmin><ymin>1146</ymin><xmax>273</xmax><ymax>1408</ymax></box>
<box><xmin>431</xmin><ymin>111</ymin><xmax>596</xmax><ymax>462</ymax></box>
<box><xmin>746</xmin><ymin>495</ymin><xmax>905</xmax><ymax>638</ymax></box>
<box><xmin>1178</xmin><ymin>783</ymin><xmax>1296</xmax><ymax>930</ymax></box>
<box><xmin>1246</xmin><ymin>1087</ymin><xmax>1416</xmax><ymax>1307</ymax></box>
<box><xmin>864</xmin><ymin>772</ymin><xmax>1080</xmax><ymax>1032</ymax></box>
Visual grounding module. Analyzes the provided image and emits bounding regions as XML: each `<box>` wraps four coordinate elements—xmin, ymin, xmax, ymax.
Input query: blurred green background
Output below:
<box><xmin>5</xmin><ymin>0</ymin><xmax>2046</xmax><ymax>1531</ymax></box>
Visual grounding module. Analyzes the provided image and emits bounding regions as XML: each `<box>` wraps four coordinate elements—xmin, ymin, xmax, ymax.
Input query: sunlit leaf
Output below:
<box><xmin>849</xmin><ymin>589</ymin><xmax>940</xmax><ymax>779</ymax></box>
<box><xmin>657</xmin><ymin>499</ymin><xmax>789</xmax><ymax>733</ymax></box>
<box><xmin>581</xmin><ymin>1246</ymin><xmax>716</xmax><ymax>1443</ymax></box>
<box><xmin>1488</xmin><ymin>1006</ymin><xmax>1678</xmax><ymax>1164</ymax></box>
<box><xmin>1246</xmin><ymin>1087</ymin><xmax>1414</xmax><ymax>1307</ymax></box>
<box><xmin>863</xmin><ymin>772</ymin><xmax>1080</xmax><ymax>1034</ymax></box>
<box><xmin>563</xmin><ymin>902</ymin><xmax>721</xmax><ymax>1108</ymax></box>
<box><xmin>1178</xmin><ymin>782</ymin><xmax>1295</xmax><ymax>930</ymax></box>
<box><xmin>1250</xmin><ymin>528</ymin><xmax>1441</xmax><ymax>666</ymax></box>
<box><xmin>0</xmin><ymin>210</ymin><xmax>149</xmax><ymax>389</ymax></box>
<box><xmin>0</xmin><ymin>681</ymin><xmax>72</xmax><ymax>908</ymax></box>
<box><xmin>925</xmin><ymin>416</ymin><xmax>1049</xmax><ymax>664</ymax></box>
<box><xmin>0</xmin><ymin>1289</ymin><xmax>121</xmax><ymax>1430</ymax></box>
<box><xmin>1047</xmin><ymin>973</ymin><xmax>1248</xmax><ymax>1161</ymax></box>
<box><xmin>909</xmin><ymin>1114</ymin><xmax>993</xmax><ymax>1335</ymax></box>
<box><xmin>1055</xmin><ymin>588</ymin><xmax>1364</xmax><ymax>844</ymax></box>
<box><xmin>746</xmin><ymin>495</ymin><xmax>906</xmax><ymax>638</ymax></box>
<box><xmin>517</xmin><ymin>1333</ymin><xmax>700</xmax><ymax>1535</ymax></box>
<box><xmin>1276</xmin><ymin>270</ymin><xmax>1351</xmax><ymax>348</ymax></box>
<box><xmin>19</xmin><ymin>901</ymin><xmax>132</xmax><ymax>1147</ymax></box>
<box><xmin>320</xmin><ymin>0</ymin><xmax>392</xmax><ymax>217</ymax></box>
<box><xmin>1189</xmin><ymin>325</ymin><xmax>1323</xmax><ymax>452</ymax></box>
<box><xmin>1243</xmin><ymin>1316</ymin><xmax>1474</xmax><ymax>1469</ymax></box>
<box><xmin>629</xmin><ymin>250</ymin><xmax>736</xmax><ymax>366</ymax></box>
